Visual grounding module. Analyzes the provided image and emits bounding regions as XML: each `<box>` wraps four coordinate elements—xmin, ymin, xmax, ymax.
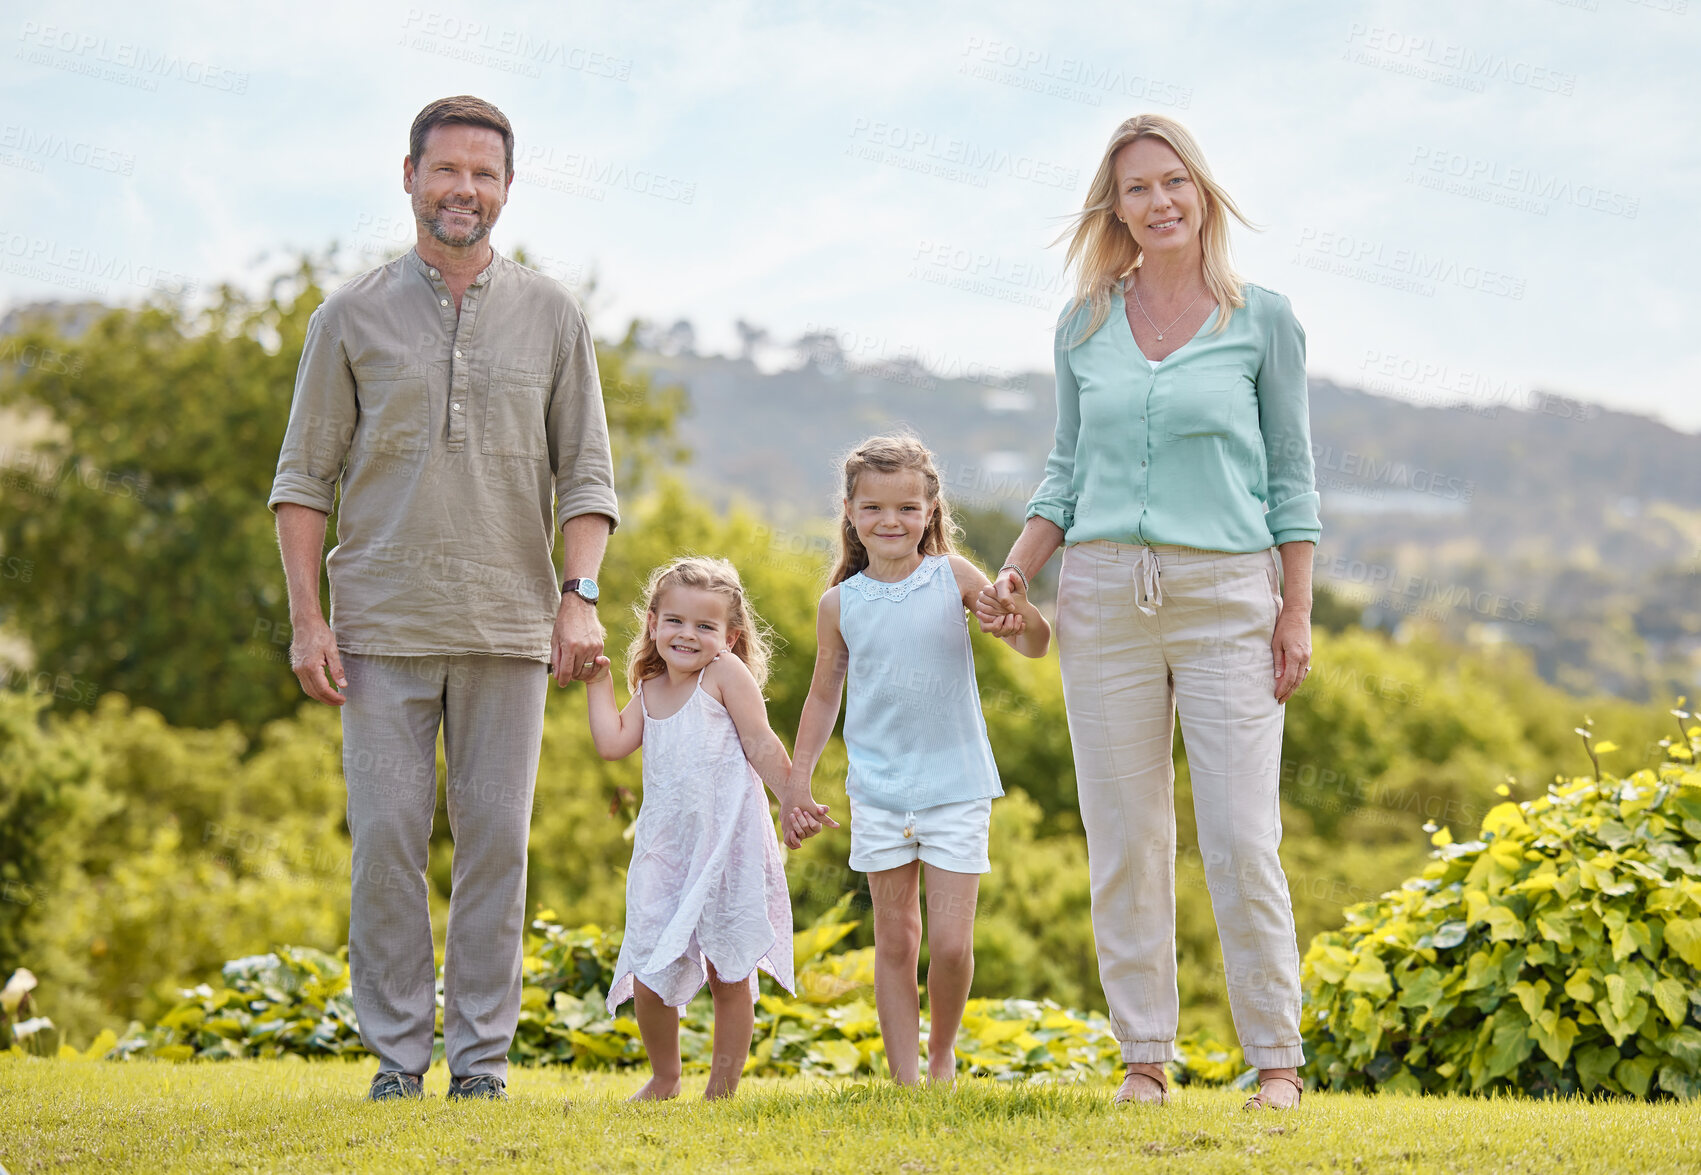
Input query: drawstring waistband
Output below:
<box><xmin>1134</xmin><ymin>546</ymin><xmax>1163</xmax><ymax>617</ymax></box>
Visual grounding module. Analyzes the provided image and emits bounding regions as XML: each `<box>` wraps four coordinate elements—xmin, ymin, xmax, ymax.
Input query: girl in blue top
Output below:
<box><xmin>786</xmin><ymin>433</ymin><xmax>1050</xmax><ymax>1085</ymax></box>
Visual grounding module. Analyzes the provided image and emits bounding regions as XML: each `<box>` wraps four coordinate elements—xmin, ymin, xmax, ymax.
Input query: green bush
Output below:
<box><xmin>106</xmin><ymin>896</ymin><xmax>1242</xmax><ymax>1085</ymax></box>
<box><xmin>1302</xmin><ymin>717</ymin><xmax>1701</xmax><ymax>1098</ymax></box>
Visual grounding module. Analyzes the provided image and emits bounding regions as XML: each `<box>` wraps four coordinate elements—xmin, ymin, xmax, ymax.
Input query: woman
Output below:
<box><xmin>978</xmin><ymin>114</ymin><xmax>1319</xmax><ymax>1110</ymax></box>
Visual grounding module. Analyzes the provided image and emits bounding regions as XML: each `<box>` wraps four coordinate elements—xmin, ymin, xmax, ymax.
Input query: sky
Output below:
<box><xmin>2</xmin><ymin>0</ymin><xmax>1698</xmax><ymax>429</ymax></box>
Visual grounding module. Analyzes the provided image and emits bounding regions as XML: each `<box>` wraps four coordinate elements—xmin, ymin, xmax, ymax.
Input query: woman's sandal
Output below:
<box><xmin>1113</xmin><ymin>1062</ymin><xmax>1169</xmax><ymax>1106</ymax></box>
<box><xmin>1242</xmin><ymin>1071</ymin><xmax>1303</xmax><ymax>1110</ymax></box>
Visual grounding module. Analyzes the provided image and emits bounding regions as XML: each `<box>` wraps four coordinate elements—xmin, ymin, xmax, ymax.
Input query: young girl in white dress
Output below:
<box><xmin>785</xmin><ymin>434</ymin><xmax>1051</xmax><ymax>1085</ymax></box>
<box><xmin>586</xmin><ymin>556</ymin><xmax>801</xmax><ymax>1101</ymax></box>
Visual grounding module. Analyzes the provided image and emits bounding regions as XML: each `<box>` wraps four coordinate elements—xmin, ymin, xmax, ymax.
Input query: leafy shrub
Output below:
<box><xmin>110</xmin><ymin>896</ymin><xmax>1242</xmax><ymax>1085</ymax></box>
<box><xmin>1302</xmin><ymin>717</ymin><xmax>1701</xmax><ymax>1098</ymax></box>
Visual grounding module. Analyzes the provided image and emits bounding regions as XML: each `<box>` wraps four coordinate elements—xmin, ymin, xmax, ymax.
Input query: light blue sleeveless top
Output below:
<box><xmin>839</xmin><ymin>555</ymin><xmax>1003</xmax><ymax>811</ymax></box>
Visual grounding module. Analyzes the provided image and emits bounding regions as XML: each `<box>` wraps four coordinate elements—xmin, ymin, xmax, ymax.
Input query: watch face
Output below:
<box><xmin>578</xmin><ymin>578</ymin><xmax>600</xmax><ymax>602</ymax></box>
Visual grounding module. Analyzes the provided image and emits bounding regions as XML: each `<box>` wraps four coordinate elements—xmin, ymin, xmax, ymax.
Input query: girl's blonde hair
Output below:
<box><xmin>1056</xmin><ymin>114</ymin><xmax>1255</xmax><ymax>347</ymax></box>
<box><xmin>626</xmin><ymin>556</ymin><xmax>773</xmax><ymax>692</ymax></box>
<box><xmin>830</xmin><ymin>433</ymin><xmax>961</xmax><ymax>587</ymax></box>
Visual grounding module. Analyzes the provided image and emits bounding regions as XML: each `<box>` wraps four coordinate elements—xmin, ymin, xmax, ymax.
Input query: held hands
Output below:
<box><xmin>780</xmin><ymin>782</ymin><xmax>838</xmax><ymax>850</ymax></box>
<box><xmin>550</xmin><ymin>595</ymin><xmax>606</xmax><ymax>686</ymax></box>
<box><xmin>582</xmin><ymin>654</ymin><xmax>613</xmax><ymax>684</ymax></box>
<box><xmin>973</xmin><ymin>568</ymin><xmax>1027</xmax><ymax>636</ymax></box>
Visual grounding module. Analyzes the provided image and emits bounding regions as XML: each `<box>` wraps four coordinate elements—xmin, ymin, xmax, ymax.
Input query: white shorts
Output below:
<box><xmin>847</xmin><ymin>795</ymin><xmax>993</xmax><ymax>875</ymax></box>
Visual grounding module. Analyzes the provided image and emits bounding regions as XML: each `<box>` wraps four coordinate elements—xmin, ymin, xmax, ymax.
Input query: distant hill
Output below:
<box><xmin>634</xmin><ymin>348</ymin><xmax>1701</xmax><ymax>703</ymax></box>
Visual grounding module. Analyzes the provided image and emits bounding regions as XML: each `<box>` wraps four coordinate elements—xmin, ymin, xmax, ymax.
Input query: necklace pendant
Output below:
<box><xmin>1156</xmin><ymin>333</ymin><xmax>1164</xmax><ymax>340</ymax></box>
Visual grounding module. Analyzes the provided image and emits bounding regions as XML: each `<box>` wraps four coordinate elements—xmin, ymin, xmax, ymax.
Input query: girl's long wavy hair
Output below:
<box><xmin>829</xmin><ymin>433</ymin><xmax>961</xmax><ymax>587</ymax></box>
<box><xmin>1057</xmin><ymin>114</ymin><xmax>1255</xmax><ymax>348</ymax></box>
<box><xmin>625</xmin><ymin>556</ymin><xmax>773</xmax><ymax>692</ymax></box>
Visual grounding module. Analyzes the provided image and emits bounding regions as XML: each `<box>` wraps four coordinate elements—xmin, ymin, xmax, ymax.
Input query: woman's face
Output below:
<box><xmin>1112</xmin><ymin>137</ymin><xmax>1204</xmax><ymax>261</ymax></box>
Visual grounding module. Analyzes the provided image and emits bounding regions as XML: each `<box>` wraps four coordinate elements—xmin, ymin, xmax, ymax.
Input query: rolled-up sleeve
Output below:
<box><xmin>547</xmin><ymin>303</ymin><xmax>621</xmax><ymax>533</ymax></box>
<box><xmin>268</xmin><ymin>305</ymin><xmax>353</xmax><ymax>515</ymax></box>
<box><xmin>1256</xmin><ymin>294</ymin><xmax>1322</xmax><ymax>546</ymax></box>
<box><xmin>1025</xmin><ymin>322</ymin><xmax>1082</xmax><ymax>533</ymax></box>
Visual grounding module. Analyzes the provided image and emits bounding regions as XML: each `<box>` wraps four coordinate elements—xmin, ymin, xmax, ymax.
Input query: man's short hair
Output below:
<box><xmin>409</xmin><ymin>96</ymin><xmax>515</xmax><ymax>180</ymax></box>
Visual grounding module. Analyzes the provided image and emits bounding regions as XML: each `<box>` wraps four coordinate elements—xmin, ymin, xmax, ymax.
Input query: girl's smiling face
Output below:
<box><xmin>648</xmin><ymin>585</ymin><xmax>737</xmax><ymax>675</ymax></box>
<box><xmin>847</xmin><ymin>469</ymin><xmax>934</xmax><ymax>560</ymax></box>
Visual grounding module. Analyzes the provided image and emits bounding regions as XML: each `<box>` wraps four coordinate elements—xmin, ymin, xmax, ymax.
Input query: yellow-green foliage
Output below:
<box><xmin>1303</xmin><ymin>720</ymin><xmax>1701</xmax><ymax>1098</ymax></box>
<box><xmin>105</xmin><ymin>894</ymin><xmax>1242</xmax><ymax>1086</ymax></box>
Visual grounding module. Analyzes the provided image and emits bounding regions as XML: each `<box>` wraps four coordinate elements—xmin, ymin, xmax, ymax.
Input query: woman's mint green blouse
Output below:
<box><xmin>1026</xmin><ymin>280</ymin><xmax>1322</xmax><ymax>552</ymax></box>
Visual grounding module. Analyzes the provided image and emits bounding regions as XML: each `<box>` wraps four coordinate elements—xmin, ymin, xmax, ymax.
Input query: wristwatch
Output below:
<box><xmin>561</xmin><ymin>577</ymin><xmax>600</xmax><ymax>604</ymax></box>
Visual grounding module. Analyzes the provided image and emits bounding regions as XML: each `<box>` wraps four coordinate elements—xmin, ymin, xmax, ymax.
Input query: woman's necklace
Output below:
<box><xmin>1130</xmin><ymin>273</ymin><xmax>1205</xmax><ymax>341</ymax></box>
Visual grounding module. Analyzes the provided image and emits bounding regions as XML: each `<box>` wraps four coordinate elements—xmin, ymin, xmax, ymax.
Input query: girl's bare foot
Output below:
<box><xmin>927</xmin><ymin>1056</ymin><xmax>957</xmax><ymax>1085</ymax></box>
<box><xmin>628</xmin><ymin>1075</ymin><xmax>682</xmax><ymax>1102</ymax></box>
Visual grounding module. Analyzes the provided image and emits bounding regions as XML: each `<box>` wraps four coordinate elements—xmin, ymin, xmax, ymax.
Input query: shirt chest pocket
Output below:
<box><xmin>352</xmin><ymin>362</ymin><xmax>429</xmax><ymax>453</ymax></box>
<box><xmin>482</xmin><ymin>364</ymin><xmax>551</xmax><ymax>459</ymax></box>
<box><xmin>1162</xmin><ymin>366</ymin><xmax>1246</xmax><ymax>440</ymax></box>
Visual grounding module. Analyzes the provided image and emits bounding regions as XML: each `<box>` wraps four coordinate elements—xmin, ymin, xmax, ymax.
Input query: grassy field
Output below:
<box><xmin>3</xmin><ymin>1056</ymin><xmax>1699</xmax><ymax>1174</ymax></box>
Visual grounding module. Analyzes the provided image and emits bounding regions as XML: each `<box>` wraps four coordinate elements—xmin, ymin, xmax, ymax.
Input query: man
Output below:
<box><xmin>269</xmin><ymin>96</ymin><xmax>617</xmax><ymax>1102</ymax></box>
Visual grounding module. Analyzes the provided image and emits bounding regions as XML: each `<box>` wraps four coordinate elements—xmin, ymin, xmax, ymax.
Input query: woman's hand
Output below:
<box><xmin>1271</xmin><ymin>607</ymin><xmax>1312</xmax><ymax>704</ymax></box>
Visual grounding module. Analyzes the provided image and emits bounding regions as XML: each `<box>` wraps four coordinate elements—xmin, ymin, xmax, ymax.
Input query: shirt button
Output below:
<box><xmin>454</xmin><ymin>349</ymin><xmax>462</xmax><ymax>358</ymax></box>
<box><xmin>1141</xmin><ymin>460</ymin><xmax>1147</xmax><ymax>467</ymax></box>
<box><xmin>429</xmin><ymin>268</ymin><xmax>439</xmax><ymax>278</ymax></box>
<box><xmin>452</xmin><ymin>403</ymin><xmax>462</xmax><ymax>412</ymax></box>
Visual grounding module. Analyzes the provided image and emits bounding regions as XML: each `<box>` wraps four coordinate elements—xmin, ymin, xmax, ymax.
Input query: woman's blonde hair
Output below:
<box><xmin>1056</xmin><ymin>114</ymin><xmax>1255</xmax><ymax>347</ymax></box>
<box><xmin>626</xmin><ymin>556</ymin><xmax>773</xmax><ymax>692</ymax></box>
<box><xmin>830</xmin><ymin>433</ymin><xmax>961</xmax><ymax>587</ymax></box>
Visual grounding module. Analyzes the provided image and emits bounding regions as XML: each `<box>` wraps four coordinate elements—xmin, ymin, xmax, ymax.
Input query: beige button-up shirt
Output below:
<box><xmin>268</xmin><ymin>248</ymin><xmax>620</xmax><ymax>660</ymax></box>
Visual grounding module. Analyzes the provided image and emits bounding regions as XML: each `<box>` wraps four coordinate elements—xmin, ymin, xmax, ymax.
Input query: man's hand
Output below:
<box><xmin>289</xmin><ymin>615</ymin><xmax>347</xmax><ymax>706</ymax></box>
<box><xmin>551</xmin><ymin>595</ymin><xmax>606</xmax><ymax>686</ymax></box>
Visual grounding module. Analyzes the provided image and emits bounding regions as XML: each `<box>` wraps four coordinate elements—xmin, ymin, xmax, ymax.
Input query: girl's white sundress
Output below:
<box><xmin>606</xmin><ymin>659</ymin><xmax>795</xmax><ymax>1013</ymax></box>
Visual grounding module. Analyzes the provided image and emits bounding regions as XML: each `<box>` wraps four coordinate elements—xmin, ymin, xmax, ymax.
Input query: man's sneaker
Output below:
<box><xmin>367</xmin><ymin>1071</ymin><xmax>424</xmax><ymax>1102</ymax></box>
<box><xmin>447</xmin><ymin>1073</ymin><xmax>509</xmax><ymax>1101</ymax></box>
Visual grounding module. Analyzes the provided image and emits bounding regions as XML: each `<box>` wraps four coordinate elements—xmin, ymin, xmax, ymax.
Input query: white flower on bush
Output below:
<box><xmin>11</xmin><ymin>1016</ymin><xmax>54</xmax><ymax>1039</ymax></box>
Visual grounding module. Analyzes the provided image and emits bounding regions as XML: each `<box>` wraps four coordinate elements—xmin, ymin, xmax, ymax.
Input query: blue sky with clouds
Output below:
<box><xmin>3</xmin><ymin>0</ymin><xmax>1697</xmax><ymax>428</ymax></box>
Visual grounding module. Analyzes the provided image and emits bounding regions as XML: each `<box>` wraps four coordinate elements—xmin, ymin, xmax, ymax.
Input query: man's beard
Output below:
<box><xmin>414</xmin><ymin>191</ymin><xmax>495</xmax><ymax>248</ymax></box>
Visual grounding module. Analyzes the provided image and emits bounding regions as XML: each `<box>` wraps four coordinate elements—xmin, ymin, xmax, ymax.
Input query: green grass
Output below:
<box><xmin>3</xmin><ymin>1056</ymin><xmax>1699</xmax><ymax>1173</ymax></box>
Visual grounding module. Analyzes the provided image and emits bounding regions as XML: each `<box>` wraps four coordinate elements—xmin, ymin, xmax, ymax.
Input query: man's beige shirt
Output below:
<box><xmin>268</xmin><ymin>248</ymin><xmax>620</xmax><ymax>660</ymax></box>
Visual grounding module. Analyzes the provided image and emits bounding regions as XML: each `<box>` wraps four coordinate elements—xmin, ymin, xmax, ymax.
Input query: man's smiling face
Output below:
<box><xmin>403</xmin><ymin>122</ymin><xmax>511</xmax><ymax>249</ymax></box>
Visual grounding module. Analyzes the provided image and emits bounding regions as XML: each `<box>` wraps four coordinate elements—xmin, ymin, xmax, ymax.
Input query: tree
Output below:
<box><xmin>0</xmin><ymin>257</ymin><xmax>683</xmax><ymax>732</ymax></box>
